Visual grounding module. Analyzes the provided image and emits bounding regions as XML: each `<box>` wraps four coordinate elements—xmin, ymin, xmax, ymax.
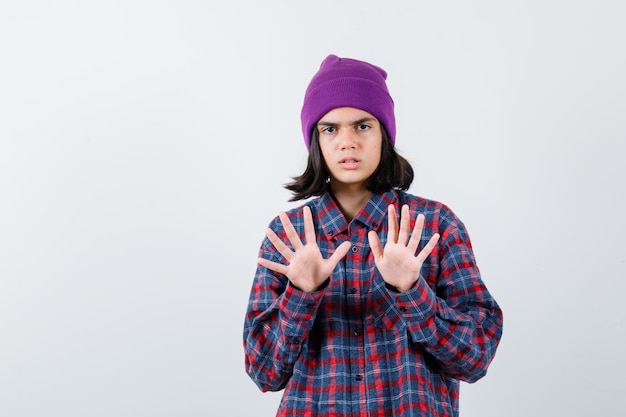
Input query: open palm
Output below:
<box><xmin>259</xmin><ymin>206</ymin><xmax>351</xmax><ymax>293</ymax></box>
<box><xmin>368</xmin><ymin>205</ymin><xmax>440</xmax><ymax>292</ymax></box>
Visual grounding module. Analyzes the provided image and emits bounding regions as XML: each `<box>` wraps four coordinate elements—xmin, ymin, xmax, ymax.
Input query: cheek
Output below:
<box><xmin>319</xmin><ymin>141</ymin><xmax>335</xmax><ymax>159</ymax></box>
<box><xmin>372</xmin><ymin>155</ymin><xmax>382</xmax><ymax>172</ymax></box>
<box><xmin>376</xmin><ymin>152</ymin><xmax>381</xmax><ymax>167</ymax></box>
<box><xmin>371</xmin><ymin>144</ymin><xmax>383</xmax><ymax>167</ymax></box>
<box><xmin>319</xmin><ymin>146</ymin><xmax>331</xmax><ymax>165</ymax></box>
<box><xmin>318</xmin><ymin>147</ymin><xmax>334</xmax><ymax>174</ymax></box>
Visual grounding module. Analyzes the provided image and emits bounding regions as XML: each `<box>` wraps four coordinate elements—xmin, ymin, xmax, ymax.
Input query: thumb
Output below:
<box><xmin>367</xmin><ymin>230</ymin><xmax>383</xmax><ymax>259</ymax></box>
<box><xmin>328</xmin><ymin>241</ymin><xmax>351</xmax><ymax>266</ymax></box>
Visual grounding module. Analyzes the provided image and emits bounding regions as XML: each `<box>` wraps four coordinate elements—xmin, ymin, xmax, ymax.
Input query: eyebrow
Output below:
<box><xmin>317</xmin><ymin>117</ymin><xmax>377</xmax><ymax>127</ymax></box>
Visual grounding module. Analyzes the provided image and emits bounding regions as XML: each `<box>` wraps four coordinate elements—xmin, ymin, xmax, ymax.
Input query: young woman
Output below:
<box><xmin>243</xmin><ymin>54</ymin><xmax>503</xmax><ymax>417</ymax></box>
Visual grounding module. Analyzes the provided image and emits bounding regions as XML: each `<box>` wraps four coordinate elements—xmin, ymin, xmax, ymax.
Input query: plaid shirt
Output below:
<box><xmin>244</xmin><ymin>190</ymin><xmax>503</xmax><ymax>417</ymax></box>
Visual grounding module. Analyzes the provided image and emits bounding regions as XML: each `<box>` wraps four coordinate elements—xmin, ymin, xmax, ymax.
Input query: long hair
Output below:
<box><xmin>285</xmin><ymin>126</ymin><xmax>414</xmax><ymax>202</ymax></box>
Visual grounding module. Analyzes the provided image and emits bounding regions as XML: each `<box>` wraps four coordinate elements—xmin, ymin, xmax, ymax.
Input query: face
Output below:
<box><xmin>317</xmin><ymin>107</ymin><xmax>383</xmax><ymax>193</ymax></box>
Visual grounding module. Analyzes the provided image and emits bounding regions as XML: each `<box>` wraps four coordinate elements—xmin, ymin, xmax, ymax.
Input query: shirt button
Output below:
<box><xmin>351</xmin><ymin>246</ymin><xmax>358</xmax><ymax>253</ymax></box>
<box><xmin>400</xmin><ymin>306</ymin><xmax>407</xmax><ymax>313</ymax></box>
<box><xmin>350</xmin><ymin>288</ymin><xmax>357</xmax><ymax>294</ymax></box>
<box><xmin>355</xmin><ymin>375</ymin><xmax>363</xmax><ymax>381</ymax></box>
<box><xmin>353</xmin><ymin>330</ymin><xmax>360</xmax><ymax>336</ymax></box>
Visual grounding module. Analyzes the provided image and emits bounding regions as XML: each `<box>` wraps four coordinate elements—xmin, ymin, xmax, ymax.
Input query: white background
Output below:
<box><xmin>1</xmin><ymin>1</ymin><xmax>625</xmax><ymax>416</ymax></box>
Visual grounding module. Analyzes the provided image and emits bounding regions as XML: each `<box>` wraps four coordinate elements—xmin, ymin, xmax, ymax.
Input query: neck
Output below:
<box><xmin>329</xmin><ymin>184</ymin><xmax>373</xmax><ymax>222</ymax></box>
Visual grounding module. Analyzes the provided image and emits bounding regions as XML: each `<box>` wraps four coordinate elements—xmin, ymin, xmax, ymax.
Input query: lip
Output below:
<box><xmin>338</xmin><ymin>156</ymin><xmax>361</xmax><ymax>169</ymax></box>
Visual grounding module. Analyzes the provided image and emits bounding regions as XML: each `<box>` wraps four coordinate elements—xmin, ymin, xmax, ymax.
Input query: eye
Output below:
<box><xmin>321</xmin><ymin>126</ymin><xmax>336</xmax><ymax>134</ymax></box>
<box><xmin>357</xmin><ymin>124</ymin><xmax>370</xmax><ymax>131</ymax></box>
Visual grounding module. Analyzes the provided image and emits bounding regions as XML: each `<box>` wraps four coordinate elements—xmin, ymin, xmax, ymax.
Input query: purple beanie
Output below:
<box><xmin>300</xmin><ymin>54</ymin><xmax>396</xmax><ymax>150</ymax></box>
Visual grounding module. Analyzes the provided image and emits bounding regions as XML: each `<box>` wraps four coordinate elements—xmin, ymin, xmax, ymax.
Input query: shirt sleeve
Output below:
<box><xmin>243</xmin><ymin>217</ymin><xmax>325</xmax><ymax>392</ymax></box>
<box><xmin>371</xmin><ymin>204</ymin><xmax>504</xmax><ymax>383</ymax></box>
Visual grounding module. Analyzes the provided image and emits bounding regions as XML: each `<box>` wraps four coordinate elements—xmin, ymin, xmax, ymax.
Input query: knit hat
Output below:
<box><xmin>300</xmin><ymin>54</ymin><xmax>396</xmax><ymax>150</ymax></box>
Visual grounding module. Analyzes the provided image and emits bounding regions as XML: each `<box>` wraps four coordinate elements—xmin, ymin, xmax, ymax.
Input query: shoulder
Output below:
<box><xmin>395</xmin><ymin>191</ymin><xmax>476</xmax><ymax>254</ymax></box>
<box><xmin>395</xmin><ymin>190</ymin><xmax>460</xmax><ymax>225</ymax></box>
<box><xmin>266</xmin><ymin>196</ymin><xmax>325</xmax><ymax>231</ymax></box>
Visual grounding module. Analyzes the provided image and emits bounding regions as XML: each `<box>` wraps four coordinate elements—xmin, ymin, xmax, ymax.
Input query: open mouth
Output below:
<box><xmin>339</xmin><ymin>157</ymin><xmax>361</xmax><ymax>168</ymax></box>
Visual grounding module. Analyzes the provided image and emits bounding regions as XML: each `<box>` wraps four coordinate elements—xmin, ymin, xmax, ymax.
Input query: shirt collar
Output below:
<box><xmin>355</xmin><ymin>189</ymin><xmax>397</xmax><ymax>231</ymax></box>
<box><xmin>311</xmin><ymin>189</ymin><xmax>398</xmax><ymax>237</ymax></box>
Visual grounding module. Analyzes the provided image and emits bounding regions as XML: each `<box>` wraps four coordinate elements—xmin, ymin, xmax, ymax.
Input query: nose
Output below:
<box><xmin>338</xmin><ymin>129</ymin><xmax>357</xmax><ymax>149</ymax></box>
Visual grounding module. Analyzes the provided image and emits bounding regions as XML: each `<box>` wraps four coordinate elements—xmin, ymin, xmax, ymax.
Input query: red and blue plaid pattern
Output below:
<box><xmin>244</xmin><ymin>190</ymin><xmax>503</xmax><ymax>417</ymax></box>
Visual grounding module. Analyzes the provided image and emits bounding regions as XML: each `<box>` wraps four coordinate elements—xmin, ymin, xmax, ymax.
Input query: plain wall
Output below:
<box><xmin>1</xmin><ymin>1</ymin><xmax>625</xmax><ymax>416</ymax></box>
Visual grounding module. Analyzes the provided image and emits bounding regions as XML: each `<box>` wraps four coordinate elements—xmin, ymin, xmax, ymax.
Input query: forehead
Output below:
<box><xmin>318</xmin><ymin>107</ymin><xmax>378</xmax><ymax>123</ymax></box>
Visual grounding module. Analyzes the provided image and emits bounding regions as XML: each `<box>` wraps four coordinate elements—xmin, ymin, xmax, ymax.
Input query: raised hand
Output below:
<box><xmin>258</xmin><ymin>206</ymin><xmax>351</xmax><ymax>293</ymax></box>
<box><xmin>368</xmin><ymin>204</ymin><xmax>440</xmax><ymax>293</ymax></box>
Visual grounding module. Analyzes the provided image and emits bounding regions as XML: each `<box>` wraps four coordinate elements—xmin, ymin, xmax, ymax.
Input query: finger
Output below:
<box><xmin>258</xmin><ymin>257</ymin><xmax>289</xmax><ymax>275</ymax></box>
<box><xmin>367</xmin><ymin>230</ymin><xmax>383</xmax><ymax>259</ymax></box>
<box><xmin>278</xmin><ymin>211</ymin><xmax>304</xmax><ymax>250</ymax></box>
<box><xmin>397</xmin><ymin>205</ymin><xmax>411</xmax><ymax>246</ymax></box>
<box><xmin>266</xmin><ymin>228</ymin><xmax>294</xmax><ymax>261</ymax></box>
<box><xmin>415</xmin><ymin>233</ymin><xmax>440</xmax><ymax>264</ymax></box>
<box><xmin>387</xmin><ymin>204</ymin><xmax>398</xmax><ymax>243</ymax></box>
<box><xmin>327</xmin><ymin>241</ymin><xmax>351</xmax><ymax>267</ymax></box>
<box><xmin>302</xmin><ymin>206</ymin><xmax>317</xmax><ymax>246</ymax></box>
<box><xmin>407</xmin><ymin>213</ymin><xmax>425</xmax><ymax>253</ymax></box>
